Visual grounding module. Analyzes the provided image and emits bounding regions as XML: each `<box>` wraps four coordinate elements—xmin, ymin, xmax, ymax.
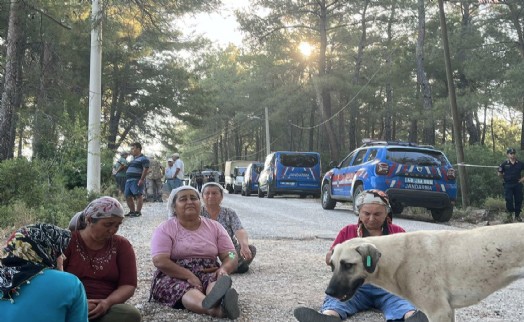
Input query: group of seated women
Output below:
<box><xmin>1</xmin><ymin>183</ymin><xmax>256</xmax><ymax>321</ymax></box>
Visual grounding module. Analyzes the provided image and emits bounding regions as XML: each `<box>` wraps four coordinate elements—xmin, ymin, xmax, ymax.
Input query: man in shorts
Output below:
<box><xmin>125</xmin><ymin>142</ymin><xmax>149</xmax><ymax>217</ymax></box>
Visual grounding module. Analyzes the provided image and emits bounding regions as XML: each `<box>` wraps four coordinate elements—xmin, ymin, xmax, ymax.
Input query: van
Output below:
<box><xmin>224</xmin><ymin>160</ymin><xmax>257</xmax><ymax>193</ymax></box>
<box><xmin>258</xmin><ymin>151</ymin><xmax>321</xmax><ymax>198</ymax></box>
<box><xmin>241</xmin><ymin>162</ymin><xmax>264</xmax><ymax>196</ymax></box>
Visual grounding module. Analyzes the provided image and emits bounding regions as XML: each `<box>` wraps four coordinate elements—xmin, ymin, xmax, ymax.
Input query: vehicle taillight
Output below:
<box><xmin>447</xmin><ymin>168</ymin><xmax>456</xmax><ymax>180</ymax></box>
<box><xmin>376</xmin><ymin>162</ymin><xmax>389</xmax><ymax>175</ymax></box>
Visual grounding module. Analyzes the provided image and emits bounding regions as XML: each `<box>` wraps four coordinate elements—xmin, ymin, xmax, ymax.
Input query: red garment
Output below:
<box><xmin>330</xmin><ymin>223</ymin><xmax>406</xmax><ymax>250</ymax></box>
<box><xmin>64</xmin><ymin>231</ymin><xmax>137</xmax><ymax>299</ymax></box>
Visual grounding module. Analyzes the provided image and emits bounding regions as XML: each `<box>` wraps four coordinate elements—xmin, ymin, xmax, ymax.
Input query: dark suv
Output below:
<box><xmin>321</xmin><ymin>140</ymin><xmax>457</xmax><ymax>222</ymax></box>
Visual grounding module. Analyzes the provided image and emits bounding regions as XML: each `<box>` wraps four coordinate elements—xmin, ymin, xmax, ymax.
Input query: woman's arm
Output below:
<box><xmin>87</xmin><ymin>285</ymin><xmax>135</xmax><ymax>319</ymax></box>
<box><xmin>217</xmin><ymin>251</ymin><xmax>238</xmax><ymax>275</ymax></box>
<box><xmin>152</xmin><ymin>254</ymin><xmax>203</xmax><ymax>290</ymax></box>
<box><xmin>234</xmin><ymin>229</ymin><xmax>253</xmax><ymax>260</ymax></box>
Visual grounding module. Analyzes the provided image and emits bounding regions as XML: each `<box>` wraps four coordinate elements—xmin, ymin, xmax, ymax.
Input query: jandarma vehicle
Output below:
<box><xmin>258</xmin><ymin>151</ymin><xmax>321</xmax><ymax>198</ymax></box>
<box><xmin>321</xmin><ymin>140</ymin><xmax>457</xmax><ymax>222</ymax></box>
<box><xmin>242</xmin><ymin>162</ymin><xmax>264</xmax><ymax>196</ymax></box>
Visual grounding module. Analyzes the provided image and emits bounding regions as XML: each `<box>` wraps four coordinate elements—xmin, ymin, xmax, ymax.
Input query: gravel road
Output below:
<box><xmin>117</xmin><ymin>195</ymin><xmax>524</xmax><ymax>322</ymax></box>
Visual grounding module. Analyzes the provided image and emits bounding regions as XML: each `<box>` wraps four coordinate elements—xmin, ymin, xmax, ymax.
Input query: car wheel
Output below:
<box><xmin>352</xmin><ymin>184</ymin><xmax>364</xmax><ymax>214</ymax></box>
<box><xmin>258</xmin><ymin>187</ymin><xmax>264</xmax><ymax>198</ymax></box>
<box><xmin>430</xmin><ymin>207</ymin><xmax>453</xmax><ymax>222</ymax></box>
<box><xmin>321</xmin><ymin>184</ymin><xmax>336</xmax><ymax>210</ymax></box>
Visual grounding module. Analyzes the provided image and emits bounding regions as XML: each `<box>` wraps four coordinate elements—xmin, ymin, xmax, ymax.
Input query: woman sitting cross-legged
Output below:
<box><xmin>149</xmin><ymin>186</ymin><xmax>240</xmax><ymax>319</ymax></box>
<box><xmin>200</xmin><ymin>182</ymin><xmax>256</xmax><ymax>273</ymax></box>
<box><xmin>65</xmin><ymin>196</ymin><xmax>142</xmax><ymax>322</ymax></box>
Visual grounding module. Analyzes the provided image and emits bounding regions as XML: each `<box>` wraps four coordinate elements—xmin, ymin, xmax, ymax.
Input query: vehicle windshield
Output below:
<box><xmin>280</xmin><ymin>154</ymin><xmax>318</xmax><ymax>167</ymax></box>
<box><xmin>386</xmin><ymin>149</ymin><xmax>447</xmax><ymax>166</ymax></box>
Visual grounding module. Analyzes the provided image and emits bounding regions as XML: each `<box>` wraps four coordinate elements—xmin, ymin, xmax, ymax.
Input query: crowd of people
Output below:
<box><xmin>13</xmin><ymin>142</ymin><xmax>523</xmax><ymax>321</ymax></box>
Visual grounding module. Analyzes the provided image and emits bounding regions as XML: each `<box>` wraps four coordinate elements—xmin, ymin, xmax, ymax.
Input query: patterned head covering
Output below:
<box><xmin>167</xmin><ymin>186</ymin><xmax>200</xmax><ymax>218</ymax></box>
<box><xmin>0</xmin><ymin>224</ymin><xmax>71</xmax><ymax>302</ymax></box>
<box><xmin>68</xmin><ymin>196</ymin><xmax>124</xmax><ymax>231</ymax></box>
<box><xmin>355</xmin><ymin>189</ymin><xmax>391</xmax><ymax>213</ymax></box>
<box><xmin>355</xmin><ymin>189</ymin><xmax>393</xmax><ymax>237</ymax></box>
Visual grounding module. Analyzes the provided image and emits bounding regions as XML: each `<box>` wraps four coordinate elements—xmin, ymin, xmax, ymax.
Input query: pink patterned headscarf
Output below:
<box><xmin>68</xmin><ymin>196</ymin><xmax>124</xmax><ymax>230</ymax></box>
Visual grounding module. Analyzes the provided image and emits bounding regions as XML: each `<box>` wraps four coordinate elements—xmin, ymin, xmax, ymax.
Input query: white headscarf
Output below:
<box><xmin>166</xmin><ymin>186</ymin><xmax>201</xmax><ymax>219</ymax></box>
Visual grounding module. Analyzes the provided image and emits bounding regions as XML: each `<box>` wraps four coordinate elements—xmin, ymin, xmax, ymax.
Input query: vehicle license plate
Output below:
<box><xmin>405</xmin><ymin>177</ymin><xmax>433</xmax><ymax>185</ymax></box>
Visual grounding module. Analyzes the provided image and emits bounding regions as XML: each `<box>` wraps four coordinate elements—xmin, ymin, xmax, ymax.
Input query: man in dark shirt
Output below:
<box><xmin>498</xmin><ymin>148</ymin><xmax>524</xmax><ymax>223</ymax></box>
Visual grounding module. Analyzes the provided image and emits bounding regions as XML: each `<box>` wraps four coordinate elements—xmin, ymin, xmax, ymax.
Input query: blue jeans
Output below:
<box><xmin>320</xmin><ymin>284</ymin><xmax>415</xmax><ymax>320</ymax></box>
<box><xmin>173</xmin><ymin>178</ymin><xmax>183</xmax><ymax>188</ymax></box>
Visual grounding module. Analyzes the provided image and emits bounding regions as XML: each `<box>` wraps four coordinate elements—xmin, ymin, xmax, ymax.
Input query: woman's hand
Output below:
<box><xmin>215</xmin><ymin>267</ymin><xmax>229</xmax><ymax>278</ymax></box>
<box><xmin>87</xmin><ymin>299</ymin><xmax>111</xmax><ymax>319</ymax></box>
<box><xmin>187</xmin><ymin>273</ymin><xmax>204</xmax><ymax>292</ymax></box>
<box><xmin>239</xmin><ymin>245</ymin><xmax>253</xmax><ymax>261</ymax></box>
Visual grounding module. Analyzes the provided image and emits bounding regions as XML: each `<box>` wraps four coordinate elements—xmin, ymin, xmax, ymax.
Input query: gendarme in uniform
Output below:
<box><xmin>498</xmin><ymin>148</ymin><xmax>524</xmax><ymax>222</ymax></box>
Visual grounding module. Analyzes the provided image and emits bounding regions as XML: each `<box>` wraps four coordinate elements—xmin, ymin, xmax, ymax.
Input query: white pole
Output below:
<box><xmin>87</xmin><ymin>0</ymin><xmax>102</xmax><ymax>193</ymax></box>
<box><xmin>265</xmin><ymin>107</ymin><xmax>270</xmax><ymax>155</ymax></box>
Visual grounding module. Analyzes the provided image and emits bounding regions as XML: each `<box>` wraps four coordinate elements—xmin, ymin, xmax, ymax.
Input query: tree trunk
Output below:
<box><xmin>416</xmin><ymin>0</ymin><xmax>435</xmax><ymax>145</ymax></box>
<box><xmin>0</xmin><ymin>0</ymin><xmax>23</xmax><ymax>160</ymax></box>
<box><xmin>384</xmin><ymin>0</ymin><xmax>396</xmax><ymax>141</ymax></box>
<box><xmin>315</xmin><ymin>1</ymin><xmax>339</xmax><ymax>160</ymax></box>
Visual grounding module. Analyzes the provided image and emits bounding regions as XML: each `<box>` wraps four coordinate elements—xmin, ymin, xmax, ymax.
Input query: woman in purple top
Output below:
<box><xmin>150</xmin><ymin>186</ymin><xmax>240</xmax><ymax>319</ymax></box>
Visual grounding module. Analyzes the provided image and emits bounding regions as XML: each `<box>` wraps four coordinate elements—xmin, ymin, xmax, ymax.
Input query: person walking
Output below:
<box><xmin>498</xmin><ymin>147</ymin><xmax>524</xmax><ymax>223</ymax></box>
<box><xmin>164</xmin><ymin>158</ymin><xmax>176</xmax><ymax>192</ymax></box>
<box><xmin>172</xmin><ymin>152</ymin><xmax>185</xmax><ymax>189</ymax></box>
<box><xmin>125</xmin><ymin>142</ymin><xmax>149</xmax><ymax>217</ymax></box>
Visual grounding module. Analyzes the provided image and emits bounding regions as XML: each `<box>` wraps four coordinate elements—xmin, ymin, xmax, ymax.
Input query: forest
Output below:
<box><xmin>0</xmin><ymin>0</ymin><xmax>523</xmax><ymax>225</ymax></box>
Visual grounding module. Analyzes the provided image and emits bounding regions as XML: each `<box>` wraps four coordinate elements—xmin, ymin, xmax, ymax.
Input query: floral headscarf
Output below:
<box><xmin>68</xmin><ymin>196</ymin><xmax>124</xmax><ymax>231</ymax></box>
<box><xmin>0</xmin><ymin>224</ymin><xmax>71</xmax><ymax>302</ymax></box>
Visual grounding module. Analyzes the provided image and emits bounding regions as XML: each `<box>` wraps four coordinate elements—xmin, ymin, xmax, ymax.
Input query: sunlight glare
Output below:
<box><xmin>298</xmin><ymin>42</ymin><xmax>313</xmax><ymax>57</ymax></box>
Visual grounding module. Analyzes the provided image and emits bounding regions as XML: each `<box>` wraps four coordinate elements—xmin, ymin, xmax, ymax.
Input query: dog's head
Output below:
<box><xmin>325</xmin><ymin>240</ymin><xmax>381</xmax><ymax>301</ymax></box>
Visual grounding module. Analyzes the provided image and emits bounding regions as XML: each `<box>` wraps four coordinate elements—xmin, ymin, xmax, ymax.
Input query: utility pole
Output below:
<box><xmin>437</xmin><ymin>0</ymin><xmax>470</xmax><ymax>207</ymax></box>
<box><xmin>87</xmin><ymin>0</ymin><xmax>102</xmax><ymax>193</ymax></box>
<box><xmin>265</xmin><ymin>107</ymin><xmax>270</xmax><ymax>155</ymax></box>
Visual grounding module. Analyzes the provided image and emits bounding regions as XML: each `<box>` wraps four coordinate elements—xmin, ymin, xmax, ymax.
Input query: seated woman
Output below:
<box><xmin>65</xmin><ymin>196</ymin><xmax>141</xmax><ymax>322</ymax></box>
<box><xmin>200</xmin><ymin>182</ymin><xmax>257</xmax><ymax>273</ymax></box>
<box><xmin>294</xmin><ymin>189</ymin><xmax>428</xmax><ymax>322</ymax></box>
<box><xmin>0</xmin><ymin>223</ymin><xmax>88</xmax><ymax>322</ymax></box>
<box><xmin>150</xmin><ymin>186</ymin><xmax>240</xmax><ymax>319</ymax></box>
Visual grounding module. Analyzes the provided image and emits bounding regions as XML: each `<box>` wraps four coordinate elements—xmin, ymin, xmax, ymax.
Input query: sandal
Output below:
<box><xmin>222</xmin><ymin>288</ymin><xmax>240</xmax><ymax>320</ymax></box>
<box><xmin>293</xmin><ymin>307</ymin><xmax>341</xmax><ymax>322</ymax></box>
<box><xmin>202</xmin><ymin>275</ymin><xmax>232</xmax><ymax>309</ymax></box>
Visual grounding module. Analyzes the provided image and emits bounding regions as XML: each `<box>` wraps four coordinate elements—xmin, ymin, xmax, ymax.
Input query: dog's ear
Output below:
<box><xmin>356</xmin><ymin>243</ymin><xmax>381</xmax><ymax>273</ymax></box>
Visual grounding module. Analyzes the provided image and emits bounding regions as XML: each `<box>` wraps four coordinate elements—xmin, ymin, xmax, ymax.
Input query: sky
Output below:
<box><xmin>176</xmin><ymin>0</ymin><xmax>249</xmax><ymax>48</ymax></box>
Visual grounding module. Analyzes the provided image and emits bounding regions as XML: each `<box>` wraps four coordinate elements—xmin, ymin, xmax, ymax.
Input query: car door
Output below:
<box><xmin>330</xmin><ymin>151</ymin><xmax>356</xmax><ymax>199</ymax></box>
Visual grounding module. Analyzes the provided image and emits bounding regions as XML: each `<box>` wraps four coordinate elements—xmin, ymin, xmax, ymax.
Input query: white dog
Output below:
<box><xmin>327</xmin><ymin>223</ymin><xmax>524</xmax><ymax>322</ymax></box>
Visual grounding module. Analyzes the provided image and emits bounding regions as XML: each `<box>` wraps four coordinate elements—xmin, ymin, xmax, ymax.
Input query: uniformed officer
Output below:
<box><xmin>498</xmin><ymin>148</ymin><xmax>524</xmax><ymax>223</ymax></box>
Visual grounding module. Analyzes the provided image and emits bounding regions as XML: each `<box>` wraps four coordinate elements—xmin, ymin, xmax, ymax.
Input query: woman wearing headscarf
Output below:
<box><xmin>150</xmin><ymin>186</ymin><xmax>240</xmax><ymax>319</ymax></box>
<box><xmin>65</xmin><ymin>196</ymin><xmax>141</xmax><ymax>322</ymax></box>
<box><xmin>0</xmin><ymin>223</ymin><xmax>88</xmax><ymax>322</ymax></box>
<box><xmin>200</xmin><ymin>182</ymin><xmax>257</xmax><ymax>273</ymax></box>
<box><xmin>294</xmin><ymin>189</ymin><xmax>428</xmax><ymax>322</ymax></box>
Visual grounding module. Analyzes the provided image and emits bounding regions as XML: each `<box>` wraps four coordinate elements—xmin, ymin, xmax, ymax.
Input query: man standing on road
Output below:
<box><xmin>171</xmin><ymin>152</ymin><xmax>185</xmax><ymax>188</ymax></box>
<box><xmin>146</xmin><ymin>156</ymin><xmax>164</xmax><ymax>202</ymax></box>
<box><xmin>498</xmin><ymin>147</ymin><xmax>524</xmax><ymax>223</ymax></box>
<box><xmin>164</xmin><ymin>158</ymin><xmax>176</xmax><ymax>191</ymax></box>
<box><xmin>125</xmin><ymin>142</ymin><xmax>149</xmax><ymax>217</ymax></box>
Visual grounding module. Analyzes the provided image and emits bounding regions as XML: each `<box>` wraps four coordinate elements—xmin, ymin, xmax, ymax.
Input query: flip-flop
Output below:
<box><xmin>405</xmin><ymin>310</ymin><xmax>429</xmax><ymax>322</ymax></box>
<box><xmin>293</xmin><ymin>307</ymin><xmax>341</xmax><ymax>322</ymax></box>
<box><xmin>202</xmin><ymin>275</ymin><xmax>232</xmax><ymax>309</ymax></box>
<box><xmin>222</xmin><ymin>288</ymin><xmax>240</xmax><ymax>320</ymax></box>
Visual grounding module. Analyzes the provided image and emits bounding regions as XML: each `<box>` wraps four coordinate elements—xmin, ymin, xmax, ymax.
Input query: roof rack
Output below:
<box><xmin>360</xmin><ymin>139</ymin><xmax>434</xmax><ymax>149</ymax></box>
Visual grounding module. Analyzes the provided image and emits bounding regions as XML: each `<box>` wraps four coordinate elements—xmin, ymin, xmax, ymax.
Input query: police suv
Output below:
<box><xmin>321</xmin><ymin>140</ymin><xmax>457</xmax><ymax>222</ymax></box>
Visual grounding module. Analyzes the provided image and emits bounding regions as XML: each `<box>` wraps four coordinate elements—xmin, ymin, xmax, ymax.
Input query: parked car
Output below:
<box><xmin>320</xmin><ymin>140</ymin><xmax>457</xmax><ymax>222</ymax></box>
<box><xmin>258</xmin><ymin>151</ymin><xmax>321</xmax><ymax>198</ymax></box>
<box><xmin>224</xmin><ymin>160</ymin><xmax>257</xmax><ymax>193</ymax></box>
<box><xmin>241</xmin><ymin>162</ymin><xmax>264</xmax><ymax>196</ymax></box>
